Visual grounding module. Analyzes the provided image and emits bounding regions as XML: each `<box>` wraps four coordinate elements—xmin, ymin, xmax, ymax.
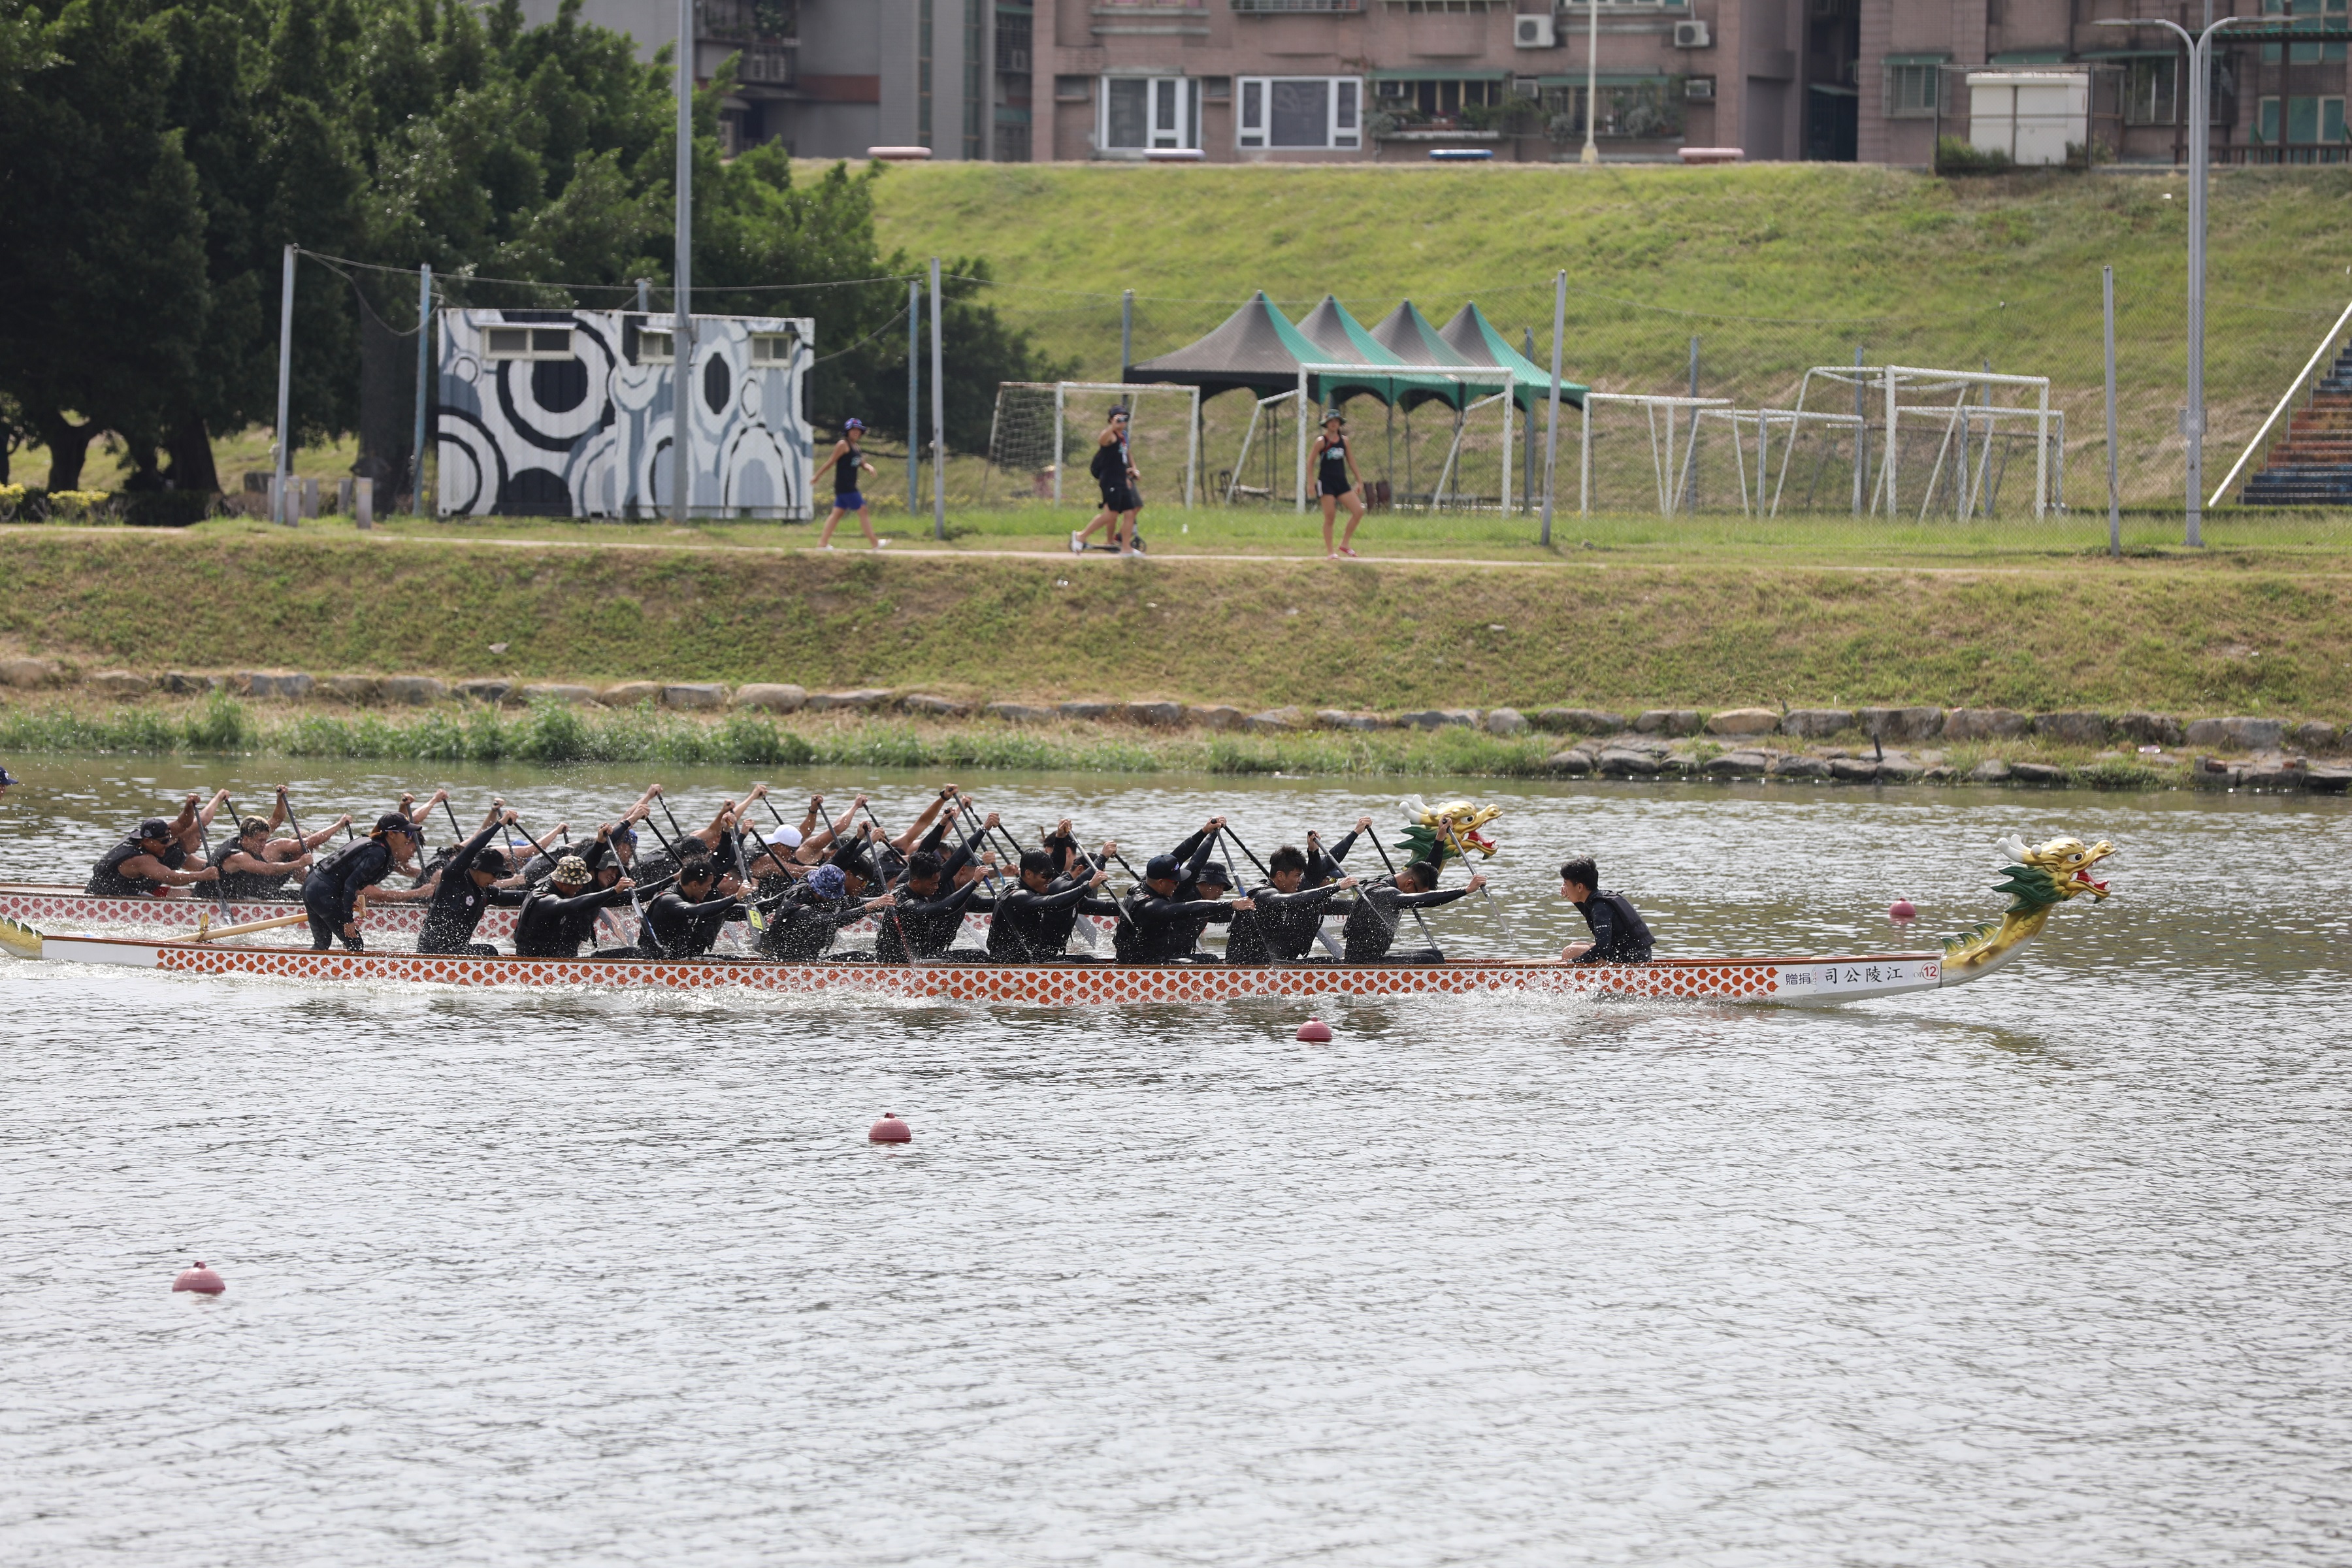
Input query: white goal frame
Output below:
<box><xmin>1791</xmin><ymin>365</ymin><xmax>2057</xmax><ymax>519</ymax></box>
<box><xmin>1028</xmin><ymin>381</ymin><xmax>1201</xmax><ymax>508</ymax></box>
<box><xmin>1577</xmin><ymin>393</ymin><xmax>1733</xmax><ymax>517</ymax></box>
<box><xmin>1288</xmin><ymin>364</ymin><xmax>1518</xmax><ymax>514</ymax></box>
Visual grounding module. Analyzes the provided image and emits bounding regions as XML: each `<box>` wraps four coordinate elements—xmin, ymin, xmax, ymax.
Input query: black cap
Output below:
<box><xmin>1195</xmin><ymin>860</ymin><xmax>1232</xmax><ymax>889</ymax></box>
<box><xmin>138</xmin><ymin>817</ymin><xmax>174</xmax><ymax>841</ymax></box>
<box><xmin>374</xmin><ymin>812</ymin><xmax>415</xmax><ymax>837</ymax></box>
<box><xmin>474</xmin><ymin>847</ymin><xmax>510</xmax><ymax>875</ymax></box>
<box><xmin>1145</xmin><ymin>854</ymin><xmax>1181</xmax><ymax>881</ymax></box>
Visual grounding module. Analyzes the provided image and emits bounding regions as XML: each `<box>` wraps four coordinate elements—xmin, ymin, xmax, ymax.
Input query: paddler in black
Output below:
<box><xmin>1310</xmin><ymin>408</ymin><xmax>1367</xmax><ymax>559</ymax></box>
<box><xmin>983</xmin><ymin>849</ymin><xmax>1115</xmax><ymax>962</ymax></box>
<box><xmin>751</xmin><ymin>862</ymin><xmax>889</xmax><ymax>960</ymax></box>
<box><xmin>86</xmin><ymin>817</ymin><xmax>217</xmax><ymax>897</ymax></box>
<box><xmin>1226</xmin><ymin>844</ymin><xmax>1359</xmax><ymax>964</ymax></box>
<box><xmin>514</xmin><ymin>853</ymin><xmax>638</xmax><ymax>959</ymax></box>
<box><xmin>213</xmin><ymin>806</ymin><xmax>349</xmax><ymax>901</ymax></box>
<box><xmin>302</xmin><ymin>813</ymin><xmax>420</xmax><ymax>951</ymax></box>
<box><xmin>1303</xmin><ymin>815</ymin><xmax>1375</xmax><ymax>887</ymax></box>
<box><xmin>416</xmin><ymin>811</ymin><xmax>531</xmax><ymax>956</ymax></box>
<box><xmin>1116</xmin><ymin>853</ymin><xmax>1255</xmax><ymax>964</ymax></box>
<box><xmin>633</xmin><ymin>857</ymin><xmax>747</xmax><ymax>960</ymax></box>
<box><xmin>874</xmin><ymin>849</ymin><xmax>988</xmax><ymax>963</ymax></box>
<box><xmin>1558</xmin><ymin>857</ymin><xmax>1654</xmax><ymax>965</ymax></box>
<box><xmin>1340</xmin><ymin>858</ymin><xmax>1484</xmax><ymax>962</ymax></box>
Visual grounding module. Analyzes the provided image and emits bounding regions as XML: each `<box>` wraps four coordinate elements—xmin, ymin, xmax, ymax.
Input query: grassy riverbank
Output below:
<box><xmin>3</xmin><ymin>529</ymin><xmax>2348</xmax><ymax>719</ymax></box>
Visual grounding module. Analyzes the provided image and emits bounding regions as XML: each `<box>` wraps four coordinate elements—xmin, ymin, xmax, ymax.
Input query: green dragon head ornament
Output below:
<box><xmin>1942</xmin><ymin>834</ymin><xmax>2115</xmax><ymax>977</ymax></box>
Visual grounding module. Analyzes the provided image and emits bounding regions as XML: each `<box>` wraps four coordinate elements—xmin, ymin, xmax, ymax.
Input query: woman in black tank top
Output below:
<box><xmin>817</xmin><ymin>418</ymin><xmax>884</xmax><ymax>549</ymax></box>
<box><xmin>1310</xmin><ymin>409</ymin><xmax>1367</xmax><ymax>558</ymax></box>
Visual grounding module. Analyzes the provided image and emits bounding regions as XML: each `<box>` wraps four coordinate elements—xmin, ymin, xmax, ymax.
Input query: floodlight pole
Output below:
<box><xmin>1541</xmin><ymin>269</ymin><xmax>1565</xmax><ymax>546</ymax></box>
<box><xmin>2095</xmin><ymin>13</ymin><xmax>2248</xmax><ymax>547</ymax></box>
<box><xmin>1581</xmin><ymin>0</ymin><xmax>1600</xmax><ymax>165</ymax></box>
<box><xmin>671</xmin><ymin>0</ymin><xmax>693</xmax><ymax>527</ymax></box>
<box><xmin>272</xmin><ymin>244</ymin><xmax>295</xmax><ymax>526</ymax></box>
<box><xmin>410</xmin><ymin>263</ymin><xmax>431</xmax><ymax>519</ymax></box>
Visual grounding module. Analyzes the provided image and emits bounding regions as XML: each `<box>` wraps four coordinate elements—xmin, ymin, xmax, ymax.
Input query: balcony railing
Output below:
<box><xmin>736</xmin><ymin>43</ymin><xmax>795</xmax><ymax>84</ymax></box>
<box><xmin>1232</xmin><ymin>0</ymin><xmax>1361</xmax><ymax>11</ymax></box>
<box><xmin>696</xmin><ymin>0</ymin><xmax>796</xmax><ymax>42</ymax></box>
<box><xmin>2227</xmin><ymin>141</ymin><xmax>2352</xmax><ymax>163</ymax></box>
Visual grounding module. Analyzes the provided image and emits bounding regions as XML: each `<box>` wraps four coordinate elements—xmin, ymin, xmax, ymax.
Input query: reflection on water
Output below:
<box><xmin>1</xmin><ymin>758</ymin><xmax>2349</xmax><ymax>1566</ymax></box>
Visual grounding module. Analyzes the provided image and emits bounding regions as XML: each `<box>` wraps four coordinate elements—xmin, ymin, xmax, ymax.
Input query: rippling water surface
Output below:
<box><xmin>3</xmin><ymin>759</ymin><xmax>2348</xmax><ymax>1566</ymax></box>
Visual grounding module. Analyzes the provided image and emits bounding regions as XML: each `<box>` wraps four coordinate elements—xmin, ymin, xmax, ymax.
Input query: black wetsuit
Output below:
<box><xmin>753</xmin><ymin>888</ymin><xmax>872</xmax><ymax>961</ymax></box>
<box><xmin>214</xmin><ymin>847</ymin><xmax>304</xmax><ymax>902</ymax></box>
<box><xmin>1226</xmin><ymin>883</ymin><xmax>1348</xmax><ymax>964</ymax></box>
<box><xmin>1569</xmin><ymin>890</ymin><xmax>1654</xmax><ymax>964</ymax></box>
<box><xmin>1317</xmin><ymin>433</ymin><xmax>1352</xmax><ymax>497</ymax></box>
<box><xmin>417</xmin><ymin>822</ymin><xmax>528</xmax><ymax>956</ymax></box>
<box><xmin>874</xmin><ymin>877</ymin><xmax>986</xmax><ymax>963</ymax></box>
<box><xmin>1114</xmin><ymin>889</ymin><xmax>1239</xmax><ymax>963</ymax></box>
<box><xmin>1109</xmin><ymin>832</ymin><xmax>1217</xmax><ymax>960</ymax></box>
<box><xmin>86</xmin><ymin>835</ymin><xmax>186</xmax><ymax>897</ymax></box>
<box><xmin>634</xmin><ymin>887</ymin><xmax>747</xmax><ymax>959</ymax></box>
<box><xmin>301</xmin><ymin>838</ymin><xmax>400</xmax><ymax>951</ymax></box>
<box><xmin>1340</xmin><ymin>879</ymin><xmax>1471</xmax><ymax>962</ymax></box>
<box><xmin>514</xmin><ymin>883</ymin><xmax>636</xmax><ymax>959</ymax></box>
<box><xmin>982</xmin><ymin>878</ymin><xmax>1114</xmax><ymax>962</ymax></box>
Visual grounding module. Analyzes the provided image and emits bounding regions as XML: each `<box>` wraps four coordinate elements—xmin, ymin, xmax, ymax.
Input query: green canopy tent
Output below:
<box><xmin>1437</xmin><ymin>302</ymin><xmax>1586</xmax><ymax>414</ymax></box>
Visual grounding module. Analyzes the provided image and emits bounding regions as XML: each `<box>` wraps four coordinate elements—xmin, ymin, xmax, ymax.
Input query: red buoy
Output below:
<box><xmin>172</xmin><ymin>1260</ymin><xmax>225</xmax><ymax>1295</ymax></box>
<box><xmin>1889</xmin><ymin>897</ymin><xmax>1918</xmax><ymax>924</ymax></box>
<box><xmin>1296</xmin><ymin>1017</ymin><xmax>1333</xmax><ymax>1043</ymax></box>
<box><xmin>868</xmin><ymin>1113</ymin><xmax>911</xmax><ymax>1144</ymax></box>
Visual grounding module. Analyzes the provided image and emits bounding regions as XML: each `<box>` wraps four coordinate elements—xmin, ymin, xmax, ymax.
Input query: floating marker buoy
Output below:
<box><xmin>868</xmin><ymin>1113</ymin><xmax>911</xmax><ymax>1144</ymax></box>
<box><xmin>1889</xmin><ymin>898</ymin><xmax>1918</xmax><ymax>923</ymax></box>
<box><xmin>172</xmin><ymin>1260</ymin><xmax>225</xmax><ymax>1295</ymax></box>
<box><xmin>1296</xmin><ymin>1018</ymin><xmax>1333</xmax><ymax>1043</ymax></box>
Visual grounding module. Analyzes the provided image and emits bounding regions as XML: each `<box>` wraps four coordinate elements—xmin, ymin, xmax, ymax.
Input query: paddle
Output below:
<box><xmin>1217</xmin><ymin>823</ymin><xmax>1273</xmax><ymax>884</ymax></box>
<box><xmin>1439</xmin><ymin>817</ymin><xmax>1516</xmax><ymax>942</ymax></box>
<box><xmin>193</xmin><ymin>802</ymin><xmax>231</xmax><ymax>907</ymax></box>
<box><xmin>820</xmin><ymin>794</ymin><xmax>923</xmax><ymax>964</ymax></box>
<box><xmin>173</xmin><ymin>909</ymin><xmax>312</xmax><ymax>943</ymax></box>
<box><xmin>1365</xmin><ymin>825</ymin><xmax>1443</xmax><ymax>958</ymax></box>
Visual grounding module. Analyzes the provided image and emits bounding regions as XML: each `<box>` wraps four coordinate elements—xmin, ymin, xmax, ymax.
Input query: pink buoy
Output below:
<box><xmin>1889</xmin><ymin>897</ymin><xmax>1918</xmax><ymax>924</ymax></box>
<box><xmin>172</xmin><ymin>1260</ymin><xmax>225</xmax><ymax>1295</ymax></box>
<box><xmin>1296</xmin><ymin>1017</ymin><xmax>1333</xmax><ymax>1043</ymax></box>
<box><xmin>868</xmin><ymin>1113</ymin><xmax>911</xmax><ymax>1144</ymax></box>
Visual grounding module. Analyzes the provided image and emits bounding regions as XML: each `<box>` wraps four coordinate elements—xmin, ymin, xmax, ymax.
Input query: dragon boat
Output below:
<box><xmin>0</xmin><ymin>836</ymin><xmax>2115</xmax><ymax>1007</ymax></box>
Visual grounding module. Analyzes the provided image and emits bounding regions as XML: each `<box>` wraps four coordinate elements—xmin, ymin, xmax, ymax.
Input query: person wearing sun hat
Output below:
<box><xmin>816</xmin><ymin>417</ymin><xmax>884</xmax><ymax>549</ymax></box>
<box><xmin>514</xmin><ymin>852</ymin><xmax>637</xmax><ymax>959</ymax></box>
<box><xmin>1309</xmin><ymin>407</ymin><xmax>1366</xmax><ymax>559</ymax></box>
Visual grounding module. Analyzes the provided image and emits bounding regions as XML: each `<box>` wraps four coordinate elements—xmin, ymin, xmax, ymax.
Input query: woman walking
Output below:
<box><xmin>1310</xmin><ymin>409</ymin><xmax>1366</xmax><ymax>559</ymax></box>
<box><xmin>817</xmin><ymin>419</ymin><xmax>885</xmax><ymax>549</ymax></box>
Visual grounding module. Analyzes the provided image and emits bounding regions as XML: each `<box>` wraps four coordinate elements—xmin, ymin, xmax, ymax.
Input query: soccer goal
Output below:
<box><xmin>1789</xmin><ymin>365</ymin><xmax>2062</xmax><ymax>519</ymax></box>
<box><xmin>983</xmin><ymin>382</ymin><xmax>1200</xmax><ymax>508</ymax></box>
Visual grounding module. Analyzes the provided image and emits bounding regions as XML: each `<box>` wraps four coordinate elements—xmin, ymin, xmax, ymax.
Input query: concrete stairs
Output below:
<box><xmin>2243</xmin><ymin>341</ymin><xmax>2352</xmax><ymax>505</ymax></box>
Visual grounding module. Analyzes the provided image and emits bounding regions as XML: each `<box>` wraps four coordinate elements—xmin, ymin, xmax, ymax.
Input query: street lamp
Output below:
<box><xmin>1582</xmin><ymin>0</ymin><xmax>1600</xmax><ymax>165</ymax></box>
<box><xmin>2094</xmin><ymin>12</ymin><xmax>2252</xmax><ymax>546</ymax></box>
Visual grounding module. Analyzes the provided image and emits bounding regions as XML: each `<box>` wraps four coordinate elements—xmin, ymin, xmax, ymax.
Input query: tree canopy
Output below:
<box><xmin>0</xmin><ymin>0</ymin><xmax>1054</xmax><ymax>491</ymax></box>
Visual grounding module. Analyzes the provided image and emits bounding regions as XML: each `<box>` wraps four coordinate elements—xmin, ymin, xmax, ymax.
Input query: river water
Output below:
<box><xmin>2</xmin><ymin>759</ymin><xmax>2347</xmax><ymax>1567</ymax></box>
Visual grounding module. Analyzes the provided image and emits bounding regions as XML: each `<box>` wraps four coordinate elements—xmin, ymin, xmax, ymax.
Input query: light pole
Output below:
<box><xmin>2095</xmin><ymin>12</ymin><xmax>2250</xmax><ymax>547</ymax></box>
<box><xmin>671</xmin><ymin>0</ymin><xmax>694</xmax><ymax>527</ymax></box>
<box><xmin>1581</xmin><ymin>0</ymin><xmax>1600</xmax><ymax>165</ymax></box>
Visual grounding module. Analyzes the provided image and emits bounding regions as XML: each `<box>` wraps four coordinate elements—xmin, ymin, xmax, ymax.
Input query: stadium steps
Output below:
<box><xmin>2242</xmin><ymin>340</ymin><xmax>2352</xmax><ymax>504</ymax></box>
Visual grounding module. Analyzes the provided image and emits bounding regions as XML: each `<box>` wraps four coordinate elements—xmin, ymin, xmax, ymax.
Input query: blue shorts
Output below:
<box><xmin>833</xmin><ymin>491</ymin><xmax>864</xmax><ymax>512</ymax></box>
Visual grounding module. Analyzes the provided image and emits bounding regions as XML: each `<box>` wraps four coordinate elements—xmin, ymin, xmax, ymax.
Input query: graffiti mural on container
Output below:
<box><xmin>433</xmin><ymin>309</ymin><xmax>814</xmax><ymax>519</ymax></box>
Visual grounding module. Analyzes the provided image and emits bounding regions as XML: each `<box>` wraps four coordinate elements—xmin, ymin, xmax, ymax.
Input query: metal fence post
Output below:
<box><xmin>930</xmin><ymin>257</ymin><xmax>945</xmax><ymax>540</ymax></box>
<box><xmin>2104</xmin><ymin>265</ymin><xmax>2120</xmax><ymax>557</ymax></box>
<box><xmin>1542</xmin><ymin>270</ymin><xmax>1565</xmax><ymax>544</ymax></box>
<box><xmin>671</xmin><ymin>0</ymin><xmax>693</xmax><ymax>527</ymax></box>
<box><xmin>908</xmin><ymin>278</ymin><xmax>921</xmax><ymax>510</ymax></box>
<box><xmin>273</xmin><ymin>244</ymin><xmax>295</xmax><ymax>526</ymax></box>
<box><xmin>1120</xmin><ymin>289</ymin><xmax>1134</xmax><ymax>378</ymax></box>
<box><xmin>410</xmin><ymin>263</ymin><xmax>431</xmax><ymax>519</ymax></box>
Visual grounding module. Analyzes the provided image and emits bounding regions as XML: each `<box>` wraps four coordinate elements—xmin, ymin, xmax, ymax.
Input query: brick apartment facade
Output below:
<box><xmin>1027</xmin><ymin>0</ymin><xmax>2347</xmax><ymax>167</ymax></box>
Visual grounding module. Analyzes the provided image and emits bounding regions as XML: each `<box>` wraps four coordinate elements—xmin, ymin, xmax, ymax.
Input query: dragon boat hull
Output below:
<box><xmin>10</xmin><ymin>932</ymin><xmax>1948</xmax><ymax>1005</ymax></box>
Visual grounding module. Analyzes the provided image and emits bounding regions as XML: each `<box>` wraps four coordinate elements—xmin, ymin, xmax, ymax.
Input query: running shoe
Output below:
<box><xmin>1069</xmin><ymin>531</ymin><xmax>1083</xmax><ymax>554</ymax></box>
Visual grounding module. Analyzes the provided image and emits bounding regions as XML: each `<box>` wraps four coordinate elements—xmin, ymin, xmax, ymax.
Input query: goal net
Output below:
<box><xmin>983</xmin><ymin>382</ymin><xmax>1200</xmax><ymax>508</ymax></box>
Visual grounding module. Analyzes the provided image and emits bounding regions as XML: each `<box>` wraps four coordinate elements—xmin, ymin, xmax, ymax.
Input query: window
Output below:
<box><xmin>484</xmin><ymin>326</ymin><xmax>574</xmax><ymax>361</ymax></box>
<box><xmin>1882</xmin><ymin>59</ymin><xmax>1945</xmax><ymax>118</ymax></box>
<box><xmin>1054</xmin><ymin>74</ymin><xmax>1090</xmax><ymax>101</ymax></box>
<box><xmin>635</xmin><ymin>329</ymin><xmax>676</xmax><ymax>365</ymax></box>
<box><xmin>1100</xmin><ymin>76</ymin><xmax>1202</xmax><ymax>150</ymax></box>
<box><xmin>2257</xmin><ymin>93</ymin><xmax>2347</xmax><ymax>142</ymax></box>
<box><xmin>1203</xmin><ymin>76</ymin><xmax>1232</xmax><ymax>101</ymax></box>
<box><xmin>2121</xmin><ymin>56</ymin><xmax>2178</xmax><ymax>125</ymax></box>
<box><xmin>1237</xmin><ymin>75</ymin><xmax>1362</xmax><ymax>148</ymax></box>
<box><xmin>1539</xmin><ymin>80</ymin><xmax>1687</xmax><ymax>138</ymax></box>
<box><xmin>1377</xmin><ymin>78</ymin><xmax>1503</xmax><ymax>117</ymax></box>
<box><xmin>750</xmin><ymin>333</ymin><xmax>799</xmax><ymax>364</ymax></box>
<box><xmin>2261</xmin><ymin>0</ymin><xmax>2347</xmax><ymax>62</ymax></box>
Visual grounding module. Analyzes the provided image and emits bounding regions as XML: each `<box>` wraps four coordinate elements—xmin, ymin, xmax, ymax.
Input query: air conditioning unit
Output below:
<box><xmin>1684</xmin><ymin>74</ymin><xmax>1716</xmax><ymax>100</ymax></box>
<box><xmin>1673</xmin><ymin>20</ymin><xmax>1713</xmax><ymax>47</ymax></box>
<box><xmin>1514</xmin><ymin>14</ymin><xmax>1556</xmax><ymax>48</ymax></box>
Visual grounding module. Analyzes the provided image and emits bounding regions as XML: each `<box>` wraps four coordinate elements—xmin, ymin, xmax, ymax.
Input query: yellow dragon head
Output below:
<box><xmin>1942</xmin><ymin>834</ymin><xmax>2116</xmax><ymax>975</ymax></box>
<box><xmin>1396</xmin><ymin>796</ymin><xmax>1504</xmax><ymax>864</ymax></box>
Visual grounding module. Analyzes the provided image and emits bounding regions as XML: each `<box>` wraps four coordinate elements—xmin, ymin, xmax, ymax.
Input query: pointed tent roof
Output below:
<box><xmin>1367</xmin><ymin>300</ymin><xmax>1467</xmax><ymax>366</ymax></box>
<box><xmin>1438</xmin><ymin>302</ymin><xmax>1587</xmax><ymax>411</ymax></box>
<box><xmin>1125</xmin><ymin>290</ymin><xmax>1324</xmax><ymax>398</ymax></box>
<box><xmin>1292</xmin><ymin>295</ymin><xmax>1473</xmax><ymax>409</ymax></box>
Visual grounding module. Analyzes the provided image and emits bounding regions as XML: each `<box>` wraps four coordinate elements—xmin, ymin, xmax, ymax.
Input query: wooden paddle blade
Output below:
<box><xmin>0</xmin><ymin>913</ymin><xmax>42</xmax><ymax>960</ymax></box>
<box><xmin>172</xmin><ymin>910</ymin><xmax>313</xmax><ymax>943</ymax></box>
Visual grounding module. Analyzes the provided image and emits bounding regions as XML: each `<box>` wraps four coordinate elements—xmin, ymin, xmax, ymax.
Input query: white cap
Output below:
<box><xmin>766</xmin><ymin>825</ymin><xmax>804</xmax><ymax>848</ymax></box>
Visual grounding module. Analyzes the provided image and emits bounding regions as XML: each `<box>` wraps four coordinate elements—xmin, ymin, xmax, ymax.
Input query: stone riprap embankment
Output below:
<box><xmin>3</xmin><ymin>657</ymin><xmax>2345</xmax><ymax>791</ymax></box>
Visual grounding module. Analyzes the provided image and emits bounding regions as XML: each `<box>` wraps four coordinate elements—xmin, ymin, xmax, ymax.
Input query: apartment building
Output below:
<box><xmin>1028</xmin><ymin>0</ymin><xmax>2344</xmax><ymax>167</ymax></box>
<box><xmin>524</xmin><ymin>0</ymin><xmax>1035</xmax><ymax>159</ymax></box>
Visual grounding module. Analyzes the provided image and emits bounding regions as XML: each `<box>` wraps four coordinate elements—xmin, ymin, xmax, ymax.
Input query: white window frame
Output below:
<box><xmin>1236</xmin><ymin>75</ymin><xmax>1363</xmax><ymax>149</ymax></box>
<box><xmin>483</xmin><ymin>325</ymin><xmax>575</xmax><ymax>361</ymax></box>
<box><xmin>750</xmin><ymin>332</ymin><xmax>800</xmax><ymax>364</ymax></box>
<box><xmin>635</xmin><ymin>327</ymin><xmax>676</xmax><ymax>365</ymax></box>
<box><xmin>1098</xmin><ymin>75</ymin><xmax>1203</xmax><ymax>152</ymax></box>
